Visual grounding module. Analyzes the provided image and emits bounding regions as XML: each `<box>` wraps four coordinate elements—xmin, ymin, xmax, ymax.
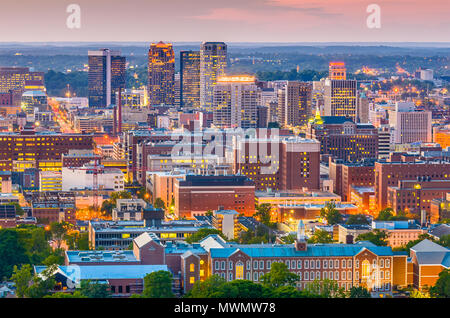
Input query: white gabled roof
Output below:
<box><xmin>134</xmin><ymin>232</ymin><xmax>153</xmax><ymax>248</ymax></box>
<box><xmin>411</xmin><ymin>239</ymin><xmax>449</xmax><ymax>253</ymax></box>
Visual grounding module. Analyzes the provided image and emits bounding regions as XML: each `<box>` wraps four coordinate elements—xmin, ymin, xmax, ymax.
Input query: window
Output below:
<box><xmin>305</xmin><ymin>272</ymin><xmax>309</xmax><ymax>280</ymax></box>
<box><xmin>297</xmin><ymin>260</ymin><xmax>302</xmax><ymax>269</ymax></box>
<box><xmin>356</xmin><ymin>271</ymin><xmax>359</xmax><ymax>280</ymax></box>
<box><xmin>246</xmin><ymin>272</ymin><xmax>251</xmax><ymax>280</ymax></box>
<box><xmin>253</xmin><ymin>272</ymin><xmax>258</xmax><ymax>281</ymax></box>
<box><xmin>298</xmin><ymin>272</ymin><xmax>302</xmax><ymax>280</ymax></box>
<box><xmin>342</xmin><ymin>260</ymin><xmax>346</xmax><ymax>268</ymax></box>
<box><xmin>347</xmin><ymin>260</ymin><xmax>352</xmax><ymax>268</ymax></box>
<box><xmin>323</xmin><ymin>271</ymin><xmax>327</xmax><ymax>279</ymax></box>
<box><xmin>323</xmin><ymin>260</ymin><xmax>328</xmax><ymax>269</ymax></box>
<box><xmin>316</xmin><ymin>271</ymin><xmax>320</xmax><ymax>280</ymax></box>
<box><xmin>342</xmin><ymin>271</ymin><xmax>346</xmax><ymax>280</ymax></box>
<box><xmin>236</xmin><ymin>262</ymin><xmax>244</xmax><ymax>280</ymax></box>
<box><xmin>286</xmin><ymin>260</ymin><xmax>290</xmax><ymax>269</ymax></box>
<box><xmin>329</xmin><ymin>260</ymin><xmax>333</xmax><ymax>269</ymax></box>
<box><xmin>362</xmin><ymin>260</ymin><xmax>370</xmax><ymax>278</ymax></box>
<box><xmin>118</xmin><ymin>286</ymin><xmax>122</xmax><ymax>293</ymax></box>
<box><xmin>380</xmin><ymin>271</ymin><xmax>384</xmax><ymax>279</ymax></box>
<box><xmin>335</xmin><ymin>271</ymin><xmax>339</xmax><ymax>280</ymax></box>
<box><xmin>291</xmin><ymin>260</ymin><xmax>296</xmax><ymax>269</ymax></box>
<box><xmin>348</xmin><ymin>271</ymin><xmax>352</xmax><ymax>280</ymax></box>
<box><xmin>356</xmin><ymin>260</ymin><xmax>359</xmax><ymax>268</ymax></box>
<box><xmin>310</xmin><ymin>272</ymin><xmax>314</xmax><ymax>280</ymax></box>
<box><xmin>386</xmin><ymin>270</ymin><xmax>390</xmax><ymax>279</ymax></box>
<box><xmin>190</xmin><ymin>277</ymin><xmax>195</xmax><ymax>284</ymax></box>
<box><xmin>305</xmin><ymin>260</ymin><xmax>309</xmax><ymax>269</ymax></box>
<box><xmin>259</xmin><ymin>261</ymin><xmax>264</xmax><ymax>270</ymax></box>
<box><xmin>190</xmin><ymin>263</ymin><xmax>195</xmax><ymax>272</ymax></box>
<box><xmin>329</xmin><ymin>271</ymin><xmax>333</xmax><ymax>280</ymax></box>
<box><xmin>246</xmin><ymin>261</ymin><xmax>251</xmax><ymax>270</ymax></box>
<box><xmin>335</xmin><ymin>260</ymin><xmax>339</xmax><ymax>268</ymax></box>
<box><xmin>267</xmin><ymin>260</ymin><xmax>271</xmax><ymax>269</ymax></box>
<box><xmin>215</xmin><ymin>261</ymin><xmax>219</xmax><ymax>270</ymax></box>
<box><xmin>316</xmin><ymin>260</ymin><xmax>320</xmax><ymax>269</ymax></box>
<box><xmin>380</xmin><ymin>259</ymin><xmax>384</xmax><ymax>268</ymax></box>
<box><xmin>385</xmin><ymin>259</ymin><xmax>390</xmax><ymax>268</ymax></box>
<box><xmin>229</xmin><ymin>261</ymin><xmax>233</xmax><ymax>270</ymax></box>
<box><xmin>253</xmin><ymin>261</ymin><xmax>258</xmax><ymax>270</ymax></box>
<box><xmin>373</xmin><ymin>260</ymin><xmax>377</xmax><ymax>268</ymax></box>
<box><xmin>310</xmin><ymin>260</ymin><xmax>314</xmax><ymax>269</ymax></box>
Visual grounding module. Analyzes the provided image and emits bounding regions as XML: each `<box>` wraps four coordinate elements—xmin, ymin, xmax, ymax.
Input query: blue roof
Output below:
<box><xmin>66</xmin><ymin>250</ymin><xmax>138</xmax><ymax>263</ymax></box>
<box><xmin>36</xmin><ymin>265</ymin><xmax>169</xmax><ymax>280</ymax></box>
<box><xmin>210</xmin><ymin>242</ymin><xmax>395</xmax><ymax>259</ymax></box>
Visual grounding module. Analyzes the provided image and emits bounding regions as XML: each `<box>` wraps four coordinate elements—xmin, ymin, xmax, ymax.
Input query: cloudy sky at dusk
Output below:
<box><xmin>0</xmin><ymin>0</ymin><xmax>449</xmax><ymax>42</ymax></box>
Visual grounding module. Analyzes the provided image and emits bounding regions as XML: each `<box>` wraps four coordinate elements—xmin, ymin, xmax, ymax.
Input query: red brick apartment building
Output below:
<box><xmin>374</xmin><ymin>160</ymin><xmax>450</xmax><ymax>211</ymax></box>
<box><xmin>234</xmin><ymin>137</ymin><xmax>320</xmax><ymax>191</ymax></box>
<box><xmin>0</xmin><ymin>128</ymin><xmax>93</xmax><ymax>171</ymax></box>
<box><xmin>329</xmin><ymin>158</ymin><xmax>375</xmax><ymax>201</ymax></box>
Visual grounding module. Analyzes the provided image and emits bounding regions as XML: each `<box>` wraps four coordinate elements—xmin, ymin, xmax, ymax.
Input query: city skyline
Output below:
<box><xmin>0</xmin><ymin>0</ymin><xmax>449</xmax><ymax>43</ymax></box>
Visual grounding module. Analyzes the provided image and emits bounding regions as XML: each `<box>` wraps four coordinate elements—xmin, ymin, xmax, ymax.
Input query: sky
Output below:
<box><xmin>0</xmin><ymin>0</ymin><xmax>449</xmax><ymax>43</ymax></box>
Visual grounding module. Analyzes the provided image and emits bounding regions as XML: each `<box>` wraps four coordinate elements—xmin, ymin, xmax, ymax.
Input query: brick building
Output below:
<box><xmin>374</xmin><ymin>160</ymin><xmax>450</xmax><ymax>211</ymax></box>
<box><xmin>233</xmin><ymin>137</ymin><xmax>320</xmax><ymax>191</ymax></box>
<box><xmin>307</xmin><ymin>115</ymin><xmax>378</xmax><ymax>163</ymax></box>
<box><xmin>329</xmin><ymin>158</ymin><xmax>375</xmax><ymax>202</ymax></box>
<box><xmin>174</xmin><ymin>175</ymin><xmax>255</xmax><ymax>218</ymax></box>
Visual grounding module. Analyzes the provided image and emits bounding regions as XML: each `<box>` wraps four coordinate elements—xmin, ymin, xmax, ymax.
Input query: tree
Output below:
<box><xmin>320</xmin><ymin>202</ymin><xmax>343</xmax><ymax>225</ymax></box>
<box><xmin>185</xmin><ymin>275</ymin><xmax>232</xmax><ymax>298</ymax></box>
<box><xmin>50</xmin><ymin>222</ymin><xmax>71</xmax><ymax>249</ymax></box>
<box><xmin>5</xmin><ymin>202</ymin><xmax>25</xmax><ymax>216</ymax></box>
<box><xmin>185</xmin><ymin>228</ymin><xmax>225</xmax><ymax>244</ymax></box>
<box><xmin>25</xmin><ymin>265</ymin><xmax>57</xmax><ymax>298</ymax></box>
<box><xmin>260</xmin><ymin>262</ymin><xmax>299</xmax><ymax>289</ymax></box>
<box><xmin>348</xmin><ymin>286</ymin><xmax>371</xmax><ymax>298</ymax></box>
<box><xmin>439</xmin><ymin>235</ymin><xmax>450</xmax><ymax>248</ymax></box>
<box><xmin>141</xmin><ymin>270</ymin><xmax>174</xmax><ymax>298</ymax></box>
<box><xmin>42</xmin><ymin>249</ymin><xmax>65</xmax><ymax>266</ymax></box>
<box><xmin>255</xmin><ymin>203</ymin><xmax>272</xmax><ymax>226</ymax></box>
<box><xmin>0</xmin><ymin>229</ymin><xmax>29</xmax><ymax>279</ymax></box>
<box><xmin>45</xmin><ymin>291</ymin><xmax>87</xmax><ymax>298</ymax></box>
<box><xmin>78</xmin><ymin>280</ymin><xmax>111</xmax><ymax>298</ymax></box>
<box><xmin>154</xmin><ymin>197</ymin><xmax>166</xmax><ymax>210</ymax></box>
<box><xmin>66</xmin><ymin>232</ymin><xmax>89</xmax><ymax>250</ymax></box>
<box><xmin>226</xmin><ymin>280</ymin><xmax>266</xmax><ymax>298</ymax></box>
<box><xmin>100</xmin><ymin>200</ymin><xmax>115</xmax><ymax>215</ymax></box>
<box><xmin>304</xmin><ymin>279</ymin><xmax>346</xmax><ymax>298</ymax></box>
<box><xmin>270</xmin><ymin>285</ymin><xmax>304</xmax><ymax>298</ymax></box>
<box><xmin>346</xmin><ymin>214</ymin><xmax>369</xmax><ymax>225</ymax></box>
<box><xmin>429</xmin><ymin>269</ymin><xmax>450</xmax><ymax>298</ymax></box>
<box><xmin>410</xmin><ymin>289</ymin><xmax>429</xmax><ymax>298</ymax></box>
<box><xmin>356</xmin><ymin>229</ymin><xmax>388</xmax><ymax>246</ymax></box>
<box><xmin>376</xmin><ymin>208</ymin><xmax>394</xmax><ymax>221</ymax></box>
<box><xmin>10</xmin><ymin>264</ymin><xmax>32</xmax><ymax>298</ymax></box>
<box><xmin>307</xmin><ymin>229</ymin><xmax>333</xmax><ymax>244</ymax></box>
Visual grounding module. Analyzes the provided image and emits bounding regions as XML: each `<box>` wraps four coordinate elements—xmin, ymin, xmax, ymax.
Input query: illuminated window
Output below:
<box><xmin>190</xmin><ymin>263</ymin><xmax>195</xmax><ymax>272</ymax></box>
<box><xmin>190</xmin><ymin>277</ymin><xmax>195</xmax><ymax>284</ymax></box>
<box><xmin>361</xmin><ymin>260</ymin><xmax>370</xmax><ymax>278</ymax></box>
<box><xmin>236</xmin><ymin>262</ymin><xmax>244</xmax><ymax>280</ymax></box>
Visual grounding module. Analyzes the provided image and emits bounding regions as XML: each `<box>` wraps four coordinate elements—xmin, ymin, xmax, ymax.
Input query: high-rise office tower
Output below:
<box><xmin>148</xmin><ymin>42</ymin><xmax>175</xmax><ymax>106</ymax></box>
<box><xmin>200</xmin><ymin>42</ymin><xmax>227</xmax><ymax>111</ymax></box>
<box><xmin>88</xmin><ymin>49</ymin><xmax>126</xmax><ymax>107</ymax></box>
<box><xmin>324</xmin><ymin>78</ymin><xmax>357</xmax><ymax>120</ymax></box>
<box><xmin>180</xmin><ymin>51</ymin><xmax>200</xmax><ymax>110</ymax></box>
<box><xmin>329</xmin><ymin>61</ymin><xmax>347</xmax><ymax>80</ymax></box>
<box><xmin>277</xmin><ymin>81</ymin><xmax>312</xmax><ymax>128</ymax></box>
<box><xmin>388</xmin><ymin>102</ymin><xmax>432</xmax><ymax>144</ymax></box>
<box><xmin>212</xmin><ymin>75</ymin><xmax>258</xmax><ymax>129</ymax></box>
